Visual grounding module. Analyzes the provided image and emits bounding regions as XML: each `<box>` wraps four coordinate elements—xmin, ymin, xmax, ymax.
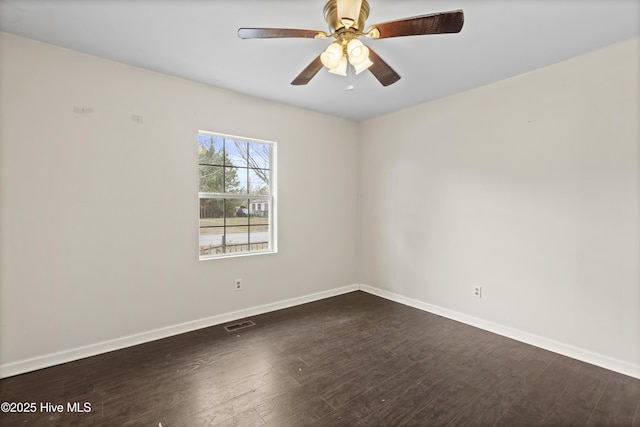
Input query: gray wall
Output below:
<box><xmin>0</xmin><ymin>33</ymin><xmax>359</xmax><ymax>373</ymax></box>
<box><xmin>360</xmin><ymin>39</ymin><xmax>639</xmax><ymax>373</ymax></box>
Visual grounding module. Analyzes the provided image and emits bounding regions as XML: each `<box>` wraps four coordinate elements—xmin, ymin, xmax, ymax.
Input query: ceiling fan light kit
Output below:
<box><xmin>320</xmin><ymin>38</ymin><xmax>373</xmax><ymax>75</ymax></box>
<box><xmin>238</xmin><ymin>0</ymin><xmax>464</xmax><ymax>87</ymax></box>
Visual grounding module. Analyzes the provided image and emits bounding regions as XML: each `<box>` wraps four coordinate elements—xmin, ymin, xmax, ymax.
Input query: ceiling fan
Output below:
<box><xmin>238</xmin><ymin>0</ymin><xmax>464</xmax><ymax>87</ymax></box>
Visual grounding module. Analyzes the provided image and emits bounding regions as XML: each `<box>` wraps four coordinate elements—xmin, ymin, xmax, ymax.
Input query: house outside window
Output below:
<box><xmin>198</xmin><ymin>131</ymin><xmax>276</xmax><ymax>259</ymax></box>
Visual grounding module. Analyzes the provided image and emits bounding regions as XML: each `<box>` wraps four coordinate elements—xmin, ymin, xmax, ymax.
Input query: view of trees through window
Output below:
<box><xmin>198</xmin><ymin>132</ymin><xmax>274</xmax><ymax>258</ymax></box>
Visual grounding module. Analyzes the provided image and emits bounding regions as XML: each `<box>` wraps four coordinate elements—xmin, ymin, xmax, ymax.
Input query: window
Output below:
<box><xmin>198</xmin><ymin>131</ymin><xmax>276</xmax><ymax>259</ymax></box>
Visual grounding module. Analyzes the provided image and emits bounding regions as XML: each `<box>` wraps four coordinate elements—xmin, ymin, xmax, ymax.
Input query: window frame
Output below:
<box><xmin>198</xmin><ymin>130</ymin><xmax>277</xmax><ymax>260</ymax></box>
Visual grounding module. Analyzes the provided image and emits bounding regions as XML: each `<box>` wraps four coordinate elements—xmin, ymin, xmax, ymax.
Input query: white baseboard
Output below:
<box><xmin>360</xmin><ymin>284</ymin><xmax>640</xmax><ymax>380</ymax></box>
<box><xmin>4</xmin><ymin>283</ymin><xmax>637</xmax><ymax>380</ymax></box>
<box><xmin>0</xmin><ymin>284</ymin><xmax>360</xmax><ymax>379</ymax></box>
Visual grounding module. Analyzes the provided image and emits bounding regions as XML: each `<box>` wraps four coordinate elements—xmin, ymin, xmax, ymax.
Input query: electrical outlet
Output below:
<box><xmin>473</xmin><ymin>286</ymin><xmax>482</xmax><ymax>298</ymax></box>
<box><xmin>234</xmin><ymin>279</ymin><xmax>242</xmax><ymax>291</ymax></box>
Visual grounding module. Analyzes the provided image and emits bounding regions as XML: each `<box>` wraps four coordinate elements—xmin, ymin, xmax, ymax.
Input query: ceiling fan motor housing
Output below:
<box><xmin>323</xmin><ymin>0</ymin><xmax>370</xmax><ymax>32</ymax></box>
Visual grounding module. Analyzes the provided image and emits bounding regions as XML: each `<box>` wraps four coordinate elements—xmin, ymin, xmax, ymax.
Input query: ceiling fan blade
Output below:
<box><xmin>369</xmin><ymin>10</ymin><xmax>464</xmax><ymax>39</ymax></box>
<box><xmin>238</xmin><ymin>28</ymin><xmax>326</xmax><ymax>39</ymax></box>
<box><xmin>291</xmin><ymin>55</ymin><xmax>324</xmax><ymax>85</ymax></box>
<box><xmin>367</xmin><ymin>48</ymin><xmax>401</xmax><ymax>86</ymax></box>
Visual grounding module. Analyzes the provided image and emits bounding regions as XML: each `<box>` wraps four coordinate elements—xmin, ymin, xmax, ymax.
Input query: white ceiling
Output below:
<box><xmin>1</xmin><ymin>0</ymin><xmax>638</xmax><ymax>121</ymax></box>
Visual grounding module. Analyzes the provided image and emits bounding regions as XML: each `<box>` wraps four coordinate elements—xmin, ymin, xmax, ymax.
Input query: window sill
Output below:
<box><xmin>199</xmin><ymin>249</ymin><xmax>277</xmax><ymax>261</ymax></box>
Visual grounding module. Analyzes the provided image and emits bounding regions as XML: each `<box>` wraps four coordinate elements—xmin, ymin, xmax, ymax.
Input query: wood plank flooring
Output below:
<box><xmin>1</xmin><ymin>291</ymin><xmax>639</xmax><ymax>426</ymax></box>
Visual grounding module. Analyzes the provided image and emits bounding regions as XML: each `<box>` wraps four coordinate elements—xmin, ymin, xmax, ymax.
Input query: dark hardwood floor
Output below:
<box><xmin>1</xmin><ymin>291</ymin><xmax>639</xmax><ymax>426</ymax></box>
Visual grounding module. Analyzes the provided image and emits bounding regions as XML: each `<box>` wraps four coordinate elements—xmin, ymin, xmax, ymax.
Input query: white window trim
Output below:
<box><xmin>198</xmin><ymin>131</ymin><xmax>277</xmax><ymax>260</ymax></box>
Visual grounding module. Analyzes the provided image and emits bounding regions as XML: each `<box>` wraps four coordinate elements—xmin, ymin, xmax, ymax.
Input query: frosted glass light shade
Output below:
<box><xmin>321</xmin><ymin>42</ymin><xmax>343</xmax><ymax>69</ymax></box>
<box><xmin>328</xmin><ymin>56</ymin><xmax>348</xmax><ymax>76</ymax></box>
<box><xmin>352</xmin><ymin>57</ymin><xmax>373</xmax><ymax>74</ymax></box>
<box><xmin>347</xmin><ymin>39</ymin><xmax>373</xmax><ymax>73</ymax></box>
<box><xmin>347</xmin><ymin>39</ymin><xmax>369</xmax><ymax>65</ymax></box>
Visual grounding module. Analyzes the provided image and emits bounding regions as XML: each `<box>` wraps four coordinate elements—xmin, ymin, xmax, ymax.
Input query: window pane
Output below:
<box><xmin>249</xmin><ymin>198</ymin><xmax>270</xmax><ymax>223</ymax></box>
<box><xmin>200</xmin><ymin>199</ymin><xmax>225</xmax><ymax>256</ymax></box>
<box><xmin>199</xmin><ymin>226</ymin><xmax>224</xmax><ymax>257</ymax></box>
<box><xmin>225</xmin><ymin>167</ymin><xmax>246</xmax><ymax>193</ymax></box>
<box><xmin>248</xmin><ymin>142</ymin><xmax>270</xmax><ymax>170</ymax></box>
<box><xmin>248</xmin><ymin>168</ymin><xmax>269</xmax><ymax>195</ymax></box>
<box><xmin>198</xmin><ymin>135</ymin><xmax>223</xmax><ymax>166</ymax></box>
<box><xmin>199</xmin><ymin>165</ymin><xmax>223</xmax><ymax>192</ymax></box>
<box><xmin>250</xmin><ymin>225</ymin><xmax>270</xmax><ymax>252</ymax></box>
<box><xmin>226</xmin><ymin>226</ymin><xmax>249</xmax><ymax>246</ymax></box>
<box><xmin>224</xmin><ymin>139</ymin><xmax>248</xmax><ymax>167</ymax></box>
<box><xmin>224</xmin><ymin>167</ymin><xmax>245</xmax><ymax>193</ymax></box>
<box><xmin>226</xmin><ymin>198</ymin><xmax>249</xmax><ymax>226</ymax></box>
<box><xmin>199</xmin><ymin>198</ymin><xmax>225</xmax><ymax>225</ymax></box>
